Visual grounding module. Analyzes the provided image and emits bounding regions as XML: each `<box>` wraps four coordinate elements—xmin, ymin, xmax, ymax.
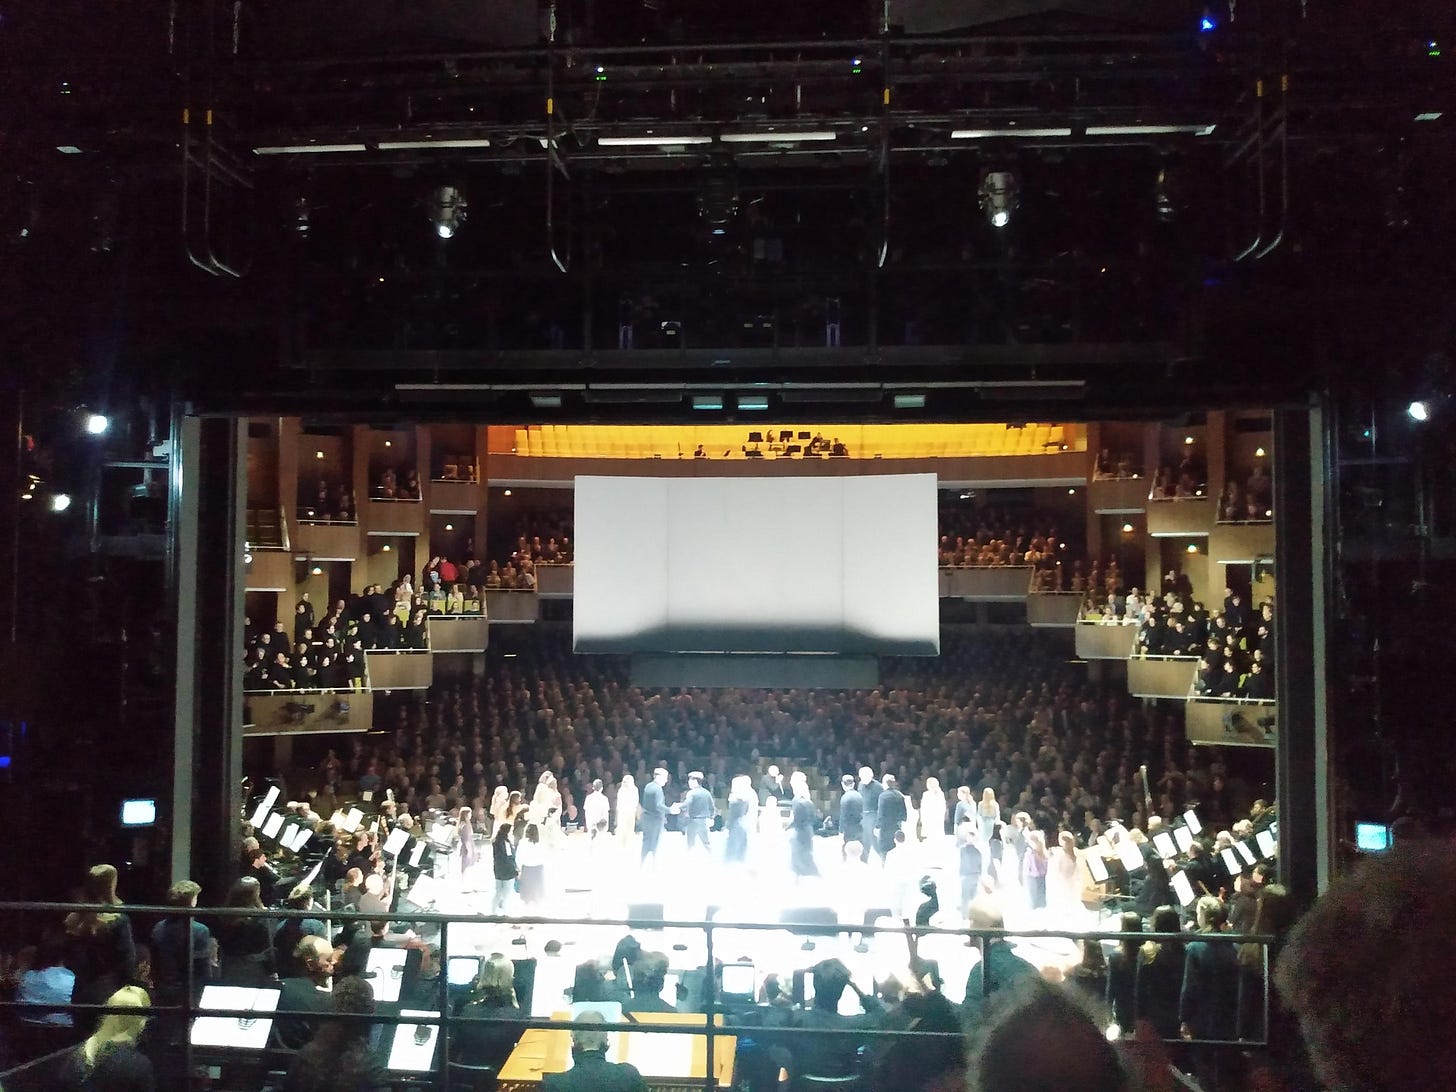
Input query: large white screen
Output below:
<box><xmin>573</xmin><ymin>474</ymin><xmax>939</xmax><ymax>656</ymax></box>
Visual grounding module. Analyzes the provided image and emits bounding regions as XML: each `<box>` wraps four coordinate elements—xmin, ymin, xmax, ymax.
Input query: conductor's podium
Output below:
<box><xmin>497</xmin><ymin>1012</ymin><xmax>735</xmax><ymax>1092</ymax></box>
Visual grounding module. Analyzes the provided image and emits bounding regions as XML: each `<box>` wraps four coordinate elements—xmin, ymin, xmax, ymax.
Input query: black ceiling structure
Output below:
<box><xmin>1</xmin><ymin>1</ymin><xmax>1455</xmax><ymax>898</ymax></box>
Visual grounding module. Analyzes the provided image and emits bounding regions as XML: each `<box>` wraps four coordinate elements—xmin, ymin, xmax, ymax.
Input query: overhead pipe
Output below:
<box><xmin>545</xmin><ymin>1</ymin><xmax>570</xmax><ymax>274</ymax></box>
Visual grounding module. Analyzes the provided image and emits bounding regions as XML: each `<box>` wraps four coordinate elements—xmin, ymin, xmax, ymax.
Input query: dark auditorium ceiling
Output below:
<box><xmin>1</xmin><ymin>0</ymin><xmax>1452</xmax><ymax>420</ymax></box>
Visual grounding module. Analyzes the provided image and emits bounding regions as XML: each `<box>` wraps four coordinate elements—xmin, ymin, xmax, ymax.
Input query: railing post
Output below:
<box><xmin>439</xmin><ymin>913</ymin><xmax>451</xmax><ymax>1090</ymax></box>
<box><xmin>704</xmin><ymin>917</ymin><xmax>716</xmax><ymax>1090</ymax></box>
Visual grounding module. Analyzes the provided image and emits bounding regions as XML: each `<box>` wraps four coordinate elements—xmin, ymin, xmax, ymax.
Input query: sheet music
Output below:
<box><xmin>262</xmin><ymin>813</ymin><xmax>285</xmax><ymax>839</ymax></box>
<box><xmin>365</xmin><ymin>949</ymin><xmax>410</xmax><ymax>1004</ymax></box>
<box><xmin>301</xmin><ymin>858</ymin><xmax>324</xmax><ymax>888</ymax></box>
<box><xmin>289</xmin><ymin>827</ymin><xmax>313</xmax><ymax>852</ymax></box>
<box><xmin>190</xmin><ymin>986</ymin><xmax>280</xmax><ymax>1050</ymax></box>
<box><xmin>386</xmin><ymin>1011</ymin><xmax>439</xmax><ymax>1073</ymax></box>
<box><xmin>1152</xmin><ymin>831</ymin><xmax>1177</xmax><ymax>859</ymax></box>
<box><xmin>1182</xmin><ymin>809</ymin><xmax>1202</xmax><ymax>834</ymax></box>
<box><xmin>1170</xmin><ymin>871</ymin><xmax>1196</xmax><ymax>906</ymax></box>
<box><xmin>1086</xmin><ymin>853</ymin><xmax>1109</xmax><ymax>883</ymax></box>
<box><xmin>249</xmin><ymin>786</ymin><xmax>280</xmax><ymax>829</ymax></box>
<box><xmin>383</xmin><ymin>827</ymin><xmax>411</xmax><ymax>856</ymax></box>
<box><xmin>1173</xmin><ymin>827</ymin><xmax>1194</xmax><ymax>853</ymax></box>
<box><xmin>341</xmin><ymin>808</ymin><xmax>364</xmax><ymax>832</ymax></box>
<box><xmin>1255</xmin><ymin>829</ymin><xmax>1277</xmax><ymax>858</ymax></box>
<box><xmin>1116</xmin><ymin>839</ymin><xmax>1145</xmax><ymax>873</ymax></box>
<box><xmin>1235</xmin><ymin>841</ymin><xmax>1257</xmax><ymax>865</ymax></box>
<box><xmin>1220</xmin><ymin>848</ymin><xmax>1242</xmax><ymax>875</ymax></box>
<box><xmin>408</xmin><ymin>840</ymin><xmax>427</xmax><ymax>867</ymax></box>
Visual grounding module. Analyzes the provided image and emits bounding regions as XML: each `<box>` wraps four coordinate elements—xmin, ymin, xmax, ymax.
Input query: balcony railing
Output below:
<box><xmin>0</xmin><ymin>901</ymin><xmax>1275</xmax><ymax>1092</ymax></box>
<box><xmin>1186</xmin><ymin>692</ymin><xmax>1278</xmax><ymax>748</ymax></box>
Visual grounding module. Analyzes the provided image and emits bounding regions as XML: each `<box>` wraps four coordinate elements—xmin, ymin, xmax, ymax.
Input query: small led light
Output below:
<box><xmin>1186</xmin><ymin>543</ymin><xmax>1198</xmax><ymax>553</ymax></box>
<box><xmin>1068</xmin><ymin>488</ymin><xmax>1076</xmax><ymax>494</ymax></box>
<box><xmin>382</xmin><ymin>544</ymin><xmax>391</xmax><ymax>552</ymax></box>
<box><xmin>504</xmin><ymin>489</ymin><xmax>513</xmax><ymax>496</ymax></box>
<box><xmin>1122</xmin><ymin>523</ymin><xmax>1134</xmax><ymax>533</ymax></box>
<box><xmin>1255</xmin><ymin>446</ymin><xmax>1266</xmax><ymax>458</ymax></box>
<box><xmin>384</xmin><ymin>440</ymin><xmax>392</xmax><ymax>447</ymax></box>
<box><xmin>445</xmin><ymin>523</ymin><xmax>454</xmax><ymax>531</ymax></box>
<box><xmin>315</xmin><ymin>450</ymin><xmax>324</xmax><ymax>459</ymax></box>
<box><xmin>50</xmin><ymin>493</ymin><xmax>72</xmax><ymax>512</ymax></box>
<box><xmin>311</xmin><ymin>564</ymin><xmax>323</xmax><ymax>575</ymax></box>
<box><xmin>85</xmin><ymin>413</ymin><xmax>109</xmax><ymax>435</ymax></box>
<box><xmin>1184</xmin><ymin>435</ymin><xmax>1194</xmax><ymax>445</ymax></box>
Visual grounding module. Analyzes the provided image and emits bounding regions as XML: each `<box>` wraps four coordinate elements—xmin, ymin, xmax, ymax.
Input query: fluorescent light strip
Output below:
<box><xmin>598</xmin><ymin>135</ymin><xmax>712</xmax><ymax>147</ymax></box>
<box><xmin>720</xmin><ymin>131</ymin><xmax>836</xmax><ymax>143</ymax></box>
<box><xmin>1415</xmin><ymin>111</ymin><xmax>1443</xmax><ymax>122</ymax></box>
<box><xmin>951</xmin><ymin>128</ymin><xmax>1072</xmax><ymax>139</ymax></box>
<box><xmin>254</xmin><ymin>144</ymin><xmax>368</xmax><ymax>155</ymax></box>
<box><xmin>377</xmin><ymin>138</ymin><xmax>492</xmax><ymax>150</ymax></box>
<box><xmin>1085</xmin><ymin>124</ymin><xmax>1216</xmax><ymax>136</ymax></box>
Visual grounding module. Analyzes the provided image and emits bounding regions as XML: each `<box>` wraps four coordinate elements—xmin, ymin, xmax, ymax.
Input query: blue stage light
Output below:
<box><xmin>1200</xmin><ymin>15</ymin><xmax>1216</xmax><ymax>32</ymax></box>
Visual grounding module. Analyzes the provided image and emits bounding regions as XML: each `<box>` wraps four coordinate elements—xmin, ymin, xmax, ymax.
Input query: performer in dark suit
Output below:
<box><xmin>639</xmin><ymin>768</ymin><xmax>670</xmax><ymax>865</ymax></box>
<box><xmin>876</xmin><ymin>775</ymin><xmax>907</xmax><ymax>861</ymax></box>
<box><xmin>857</xmin><ymin>767</ymin><xmax>883</xmax><ymax>862</ymax></box>
<box><xmin>725</xmin><ymin>775</ymin><xmax>754</xmax><ymax>865</ymax></box>
<box><xmin>837</xmin><ymin>775</ymin><xmax>863</xmax><ymax>860</ymax></box>
<box><xmin>543</xmin><ymin>1012</ymin><xmax>647</xmax><ymax>1092</ymax></box>
<box><xmin>788</xmin><ymin>772</ymin><xmax>819</xmax><ymax>880</ymax></box>
<box><xmin>682</xmin><ymin>772</ymin><xmax>715</xmax><ymax>854</ymax></box>
<box><xmin>758</xmin><ymin>765</ymin><xmax>788</xmax><ymax>805</ymax></box>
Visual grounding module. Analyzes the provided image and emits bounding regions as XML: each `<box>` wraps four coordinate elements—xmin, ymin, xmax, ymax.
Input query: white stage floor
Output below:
<box><xmin>404</xmin><ymin>830</ymin><xmax>1107</xmax><ymax>1015</ymax></box>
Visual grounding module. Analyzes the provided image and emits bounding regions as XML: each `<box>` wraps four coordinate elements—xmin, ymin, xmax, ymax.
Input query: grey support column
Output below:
<box><xmin>170</xmin><ymin>413</ymin><xmax>246</xmax><ymax>897</ymax></box>
<box><xmin>1273</xmin><ymin>401</ymin><xmax>1333</xmax><ymax>903</ymax></box>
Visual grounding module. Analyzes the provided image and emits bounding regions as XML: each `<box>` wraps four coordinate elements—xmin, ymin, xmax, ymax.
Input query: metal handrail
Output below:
<box><xmin>0</xmin><ymin>901</ymin><xmax>1276</xmax><ymax>1090</ymax></box>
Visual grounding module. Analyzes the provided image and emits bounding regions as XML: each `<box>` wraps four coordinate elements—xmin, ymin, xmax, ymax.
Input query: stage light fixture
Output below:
<box><xmin>311</xmin><ymin>564</ymin><xmax>324</xmax><ymax>575</ymax></box>
<box><xmin>1186</xmin><ymin>543</ymin><xmax>1199</xmax><ymax>553</ymax></box>
<box><xmin>382</xmin><ymin>544</ymin><xmax>391</xmax><ymax>552</ymax></box>
<box><xmin>698</xmin><ymin>169</ymin><xmax>740</xmax><ymax>235</ymax></box>
<box><xmin>85</xmin><ymin>413</ymin><xmax>109</xmax><ymax>435</ymax></box>
<box><xmin>1122</xmin><ymin>523</ymin><xmax>1135</xmax><ymax>533</ymax></box>
<box><xmin>1255</xmin><ymin>447</ymin><xmax>1266</xmax><ymax>458</ymax></box>
<box><xmin>444</xmin><ymin>523</ymin><xmax>454</xmax><ymax>531</ymax></box>
<box><xmin>1407</xmin><ymin>400</ymin><xmax>1430</xmax><ymax>422</ymax></box>
<box><xmin>978</xmin><ymin>170</ymin><xmax>1019</xmax><ymax>229</ymax></box>
<box><xmin>50</xmin><ymin>493</ymin><xmax>72</xmax><ymax>512</ymax></box>
<box><xmin>1200</xmin><ymin>11</ymin><xmax>1216</xmax><ymax>31</ymax></box>
<box><xmin>427</xmin><ymin>185</ymin><xmax>467</xmax><ymax>239</ymax></box>
<box><xmin>293</xmin><ymin>197</ymin><xmax>310</xmax><ymax>236</ymax></box>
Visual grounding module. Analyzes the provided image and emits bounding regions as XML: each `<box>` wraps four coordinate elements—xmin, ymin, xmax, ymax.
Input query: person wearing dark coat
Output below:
<box><xmin>63</xmin><ymin>865</ymin><xmax>138</xmax><ymax>1029</ymax></box>
<box><xmin>758</xmin><ymin>766</ymin><xmax>788</xmax><ymax>806</ymax></box>
<box><xmin>543</xmin><ymin>1012</ymin><xmax>647</xmax><ymax>1092</ymax></box>
<box><xmin>1180</xmin><ymin>898</ymin><xmax>1240</xmax><ymax>1089</ymax></box>
<box><xmin>681</xmin><ymin>772</ymin><xmax>715</xmax><ymax>854</ymax></box>
<box><xmin>961</xmin><ymin>899</ymin><xmax>1038</xmax><ymax>1028</ymax></box>
<box><xmin>639</xmin><ymin>768</ymin><xmax>670</xmax><ymax>864</ymax></box>
<box><xmin>836</xmin><ymin>776</ymin><xmax>863</xmax><ymax>859</ymax></box>
<box><xmin>1105</xmin><ymin>911</ymin><xmax>1142</xmax><ymax>1032</ymax></box>
<box><xmin>875</xmin><ymin>775</ymin><xmax>908</xmax><ymax>860</ymax></box>
<box><xmin>857</xmin><ymin>768</ymin><xmax>883</xmax><ymax>861</ymax></box>
<box><xmin>788</xmin><ymin>774</ymin><xmax>819</xmax><ymax>879</ymax></box>
<box><xmin>1137</xmin><ymin>906</ymin><xmax>1187</xmax><ymax>1041</ymax></box>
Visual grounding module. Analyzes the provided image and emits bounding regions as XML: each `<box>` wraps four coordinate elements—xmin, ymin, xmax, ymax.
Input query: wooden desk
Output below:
<box><xmin>497</xmin><ymin>1012</ymin><xmax>735</xmax><ymax>1092</ymax></box>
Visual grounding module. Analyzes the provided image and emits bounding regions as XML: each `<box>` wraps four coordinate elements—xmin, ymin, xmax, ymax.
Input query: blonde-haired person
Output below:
<box><xmin>456</xmin><ymin>955</ymin><xmax>526</xmax><ymax>1068</ymax></box>
<box><xmin>1046</xmin><ymin>830</ymin><xmax>1083</xmax><ymax>917</ymax></box>
<box><xmin>615</xmin><ymin>773</ymin><xmax>640</xmax><ymax>856</ymax></box>
<box><xmin>63</xmin><ymin>864</ymin><xmax>137</xmax><ymax>1024</ymax></box>
<box><xmin>976</xmin><ymin>788</ymin><xmax>1002</xmax><ymax>845</ymax></box>
<box><xmin>56</xmin><ymin>984</ymin><xmax>153</xmax><ymax>1091</ymax></box>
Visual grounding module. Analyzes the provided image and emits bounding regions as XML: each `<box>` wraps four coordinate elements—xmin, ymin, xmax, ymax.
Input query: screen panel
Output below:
<box><xmin>573</xmin><ymin>474</ymin><xmax>939</xmax><ymax>656</ymax></box>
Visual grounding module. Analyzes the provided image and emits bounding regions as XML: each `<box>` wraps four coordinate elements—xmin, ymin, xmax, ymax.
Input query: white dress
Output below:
<box><xmin>919</xmin><ymin>790</ymin><xmax>946</xmax><ymax>840</ymax></box>
<box><xmin>1046</xmin><ymin>847</ymin><xmax>1083</xmax><ymax>915</ymax></box>
<box><xmin>615</xmin><ymin>783</ymin><xmax>639</xmax><ymax>850</ymax></box>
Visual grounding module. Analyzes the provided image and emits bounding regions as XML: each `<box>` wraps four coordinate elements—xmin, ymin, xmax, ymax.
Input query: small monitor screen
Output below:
<box><xmin>121</xmin><ymin>799</ymin><xmax>157</xmax><ymax>827</ymax></box>
<box><xmin>720</xmin><ymin>962</ymin><xmax>755</xmax><ymax>997</ymax></box>
<box><xmin>447</xmin><ymin>956</ymin><xmax>481</xmax><ymax>987</ymax></box>
<box><xmin>1355</xmin><ymin>822</ymin><xmax>1391</xmax><ymax>853</ymax></box>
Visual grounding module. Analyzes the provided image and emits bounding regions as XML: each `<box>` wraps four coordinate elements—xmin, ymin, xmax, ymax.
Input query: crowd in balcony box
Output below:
<box><xmin>243</xmin><ymin>588</ymin><xmax>431</xmax><ymax>691</ymax></box>
<box><xmin>1150</xmin><ymin>445</ymin><xmax>1209</xmax><ymax>500</ymax></box>
<box><xmin>372</xmin><ymin>465</ymin><xmax>420</xmax><ymax>501</ymax></box>
<box><xmin>1093</xmin><ymin>448</ymin><xmax>1143</xmax><ymax>479</ymax></box>
<box><xmin>298</xmin><ymin>477</ymin><xmax>355</xmax><ymax>522</ymax></box>
<box><xmin>1220</xmin><ymin>462</ymin><xmax>1274</xmax><ymax>522</ymax></box>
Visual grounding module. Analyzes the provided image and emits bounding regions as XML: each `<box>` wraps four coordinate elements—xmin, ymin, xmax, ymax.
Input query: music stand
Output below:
<box><xmin>386</xmin><ymin>1011</ymin><xmax>440</xmax><ymax>1073</ymax></box>
<box><xmin>1170</xmin><ymin>871</ymin><xmax>1196</xmax><ymax>907</ymax></box>
<box><xmin>189</xmin><ymin>986</ymin><xmax>281</xmax><ymax>1050</ymax></box>
<box><xmin>1173</xmin><ymin>827</ymin><xmax>1195</xmax><ymax>853</ymax></box>
<box><xmin>1255</xmin><ymin>829</ymin><xmax>1277</xmax><ymax>858</ymax></box>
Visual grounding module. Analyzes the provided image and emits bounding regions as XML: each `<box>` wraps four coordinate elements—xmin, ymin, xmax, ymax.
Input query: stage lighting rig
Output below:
<box><xmin>978</xmin><ymin>170</ymin><xmax>1019</xmax><ymax>228</ymax></box>
<box><xmin>427</xmin><ymin>185</ymin><xmax>467</xmax><ymax>239</ymax></box>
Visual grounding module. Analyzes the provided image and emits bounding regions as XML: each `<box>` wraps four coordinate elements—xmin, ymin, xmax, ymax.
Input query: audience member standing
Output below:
<box><xmin>1136</xmin><ymin>905</ymin><xmax>1186</xmax><ymax>1042</ymax></box>
<box><xmin>63</xmin><ymin>864</ymin><xmax>137</xmax><ymax>1027</ymax></box>
<box><xmin>215</xmin><ymin>878</ymin><xmax>274</xmax><ymax>987</ymax></box>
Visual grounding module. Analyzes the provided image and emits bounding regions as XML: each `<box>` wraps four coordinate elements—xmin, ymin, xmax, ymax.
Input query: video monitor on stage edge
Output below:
<box><xmin>120</xmin><ymin>798</ymin><xmax>157</xmax><ymax>827</ymax></box>
<box><xmin>720</xmin><ymin>962</ymin><xmax>755</xmax><ymax>998</ymax></box>
<box><xmin>1355</xmin><ymin>821</ymin><xmax>1391</xmax><ymax>853</ymax></box>
<box><xmin>447</xmin><ymin>956</ymin><xmax>481</xmax><ymax>987</ymax></box>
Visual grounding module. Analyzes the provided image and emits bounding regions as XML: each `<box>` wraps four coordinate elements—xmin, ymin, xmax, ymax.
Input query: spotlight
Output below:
<box><xmin>1122</xmin><ymin>523</ymin><xmax>1134</xmax><ymax>533</ymax></box>
<box><xmin>311</xmin><ymin>564</ymin><xmax>323</xmax><ymax>575</ymax></box>
<box><xmin>978</xmin><ymin>170</ymin><xmax>1019</xmax><ymax>229</ymax></box>
<box><xmin>382</xmin><ymin>544</ymin><xmax>392</xmax><ymax>553</ymax></box>
<box><xmin>1154</xmin><ymin>165</ymin><xmax>1185</xmax><ymax>224</ymax></box>
<box><xmin>445</xmin><ymin>523</ymin><xmax>454</xmax><ymax>531</ymax></box>
<box><xmin>1186</xmin><ymin>543</ymin><xmax>1198</xmax><ymax>553</ymax></box>
<box><xmin>1255</xmin><ymin>446</ymin><xmax>1266</xmax><ymax>458</ymax></box>
<box><xmin>697</xmin><ymin>169</ymin><xmax>740</xmax><ymax>236</ymax></box>
<box><xmin>244</xmin><ymin>551</ymin><xmax>254</xmax><ymax>565</ymax></box>
<box><xmin>292</xmin><ymin>196</ymin><xmax>310</xmax><ymax>236</ymax></box>
<box><xmin>1407</xmin><ymin>400</ymin><xmax>1430</xmax><ymax>422</ymax></box>
<box><xmin>85</xmin><ymin>413</ymin><xmax>109</xmax><ymax>435</ymax></box>
<box><xmin>1200</xmin><ymin>10</ymin><xmax>1216</xmax><ymax>31</ymax></box>
<box><xmin>50</xmin><ymin>493</ymin><xmax>72</xmax><ymax>512</ymax></box>
<box><xmin>428</xmin><ymin>185</ymin><xmax>467</xmax><ymax>239</ymax></box>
